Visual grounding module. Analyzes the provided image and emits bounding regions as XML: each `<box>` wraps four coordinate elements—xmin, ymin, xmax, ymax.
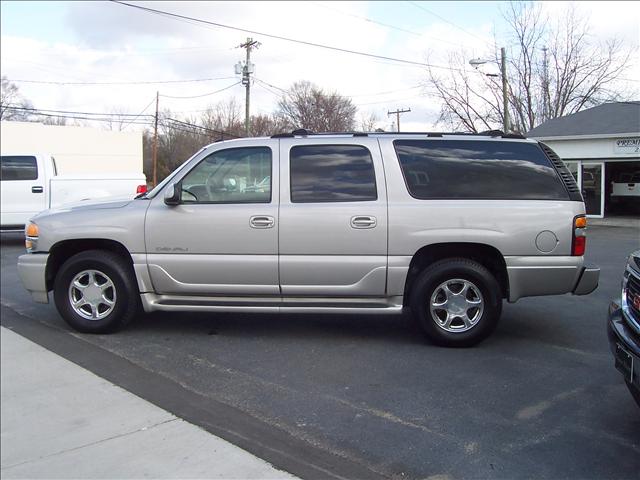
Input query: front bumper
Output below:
<box><xmin>607</xmin><ymin>301</ymin><xmax>640</xmax><ymax>395</ymax></box>
<box><xmin>17</xmin><ymin>253</ymin><xmax>49</xmax><ymax>303</ymax></box>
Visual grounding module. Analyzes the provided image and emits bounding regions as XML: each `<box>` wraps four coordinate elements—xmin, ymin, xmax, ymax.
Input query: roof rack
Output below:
<box><xmin>271</xmin><ymin>129</ymin><xmax>526</xmax><ymax>139</ymax></box>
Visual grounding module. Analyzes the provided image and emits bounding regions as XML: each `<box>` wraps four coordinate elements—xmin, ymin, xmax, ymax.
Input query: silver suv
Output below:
<box><xmin>17</xmin><ymin>130</ymin><xmax>600</xmax><ymax>347</ymax></box>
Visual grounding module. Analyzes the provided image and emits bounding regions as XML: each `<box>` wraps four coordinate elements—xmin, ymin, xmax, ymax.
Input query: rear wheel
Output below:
<box><xmin>53</xmin><ymin>250</ymin><xmax>139</xmax><ymax>333</ymax></box>
<box><xmin>410</xmin><ymin>258</ymin><xmax>502</xmax><ymax>347</ymax></box>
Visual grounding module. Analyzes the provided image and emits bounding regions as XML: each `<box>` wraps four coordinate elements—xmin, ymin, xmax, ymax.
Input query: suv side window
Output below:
<box><xmin>0</xmin><ymin>155</ymin><xmax>38</xmax><ymax>181</ymax></box>
<box><xmin>180</xmin><ymin>147</ymin><xmax>271</xmax><ymax>204</ymax></box>
<box><xmin>290</xmin><ymin>145</ymin><xmax>377</xmax><ymax>203</ymax></box>
<box><xmin>394</xmin><ymin>140</ymin><xmax>569</xmax><ymax>200</ymax></box>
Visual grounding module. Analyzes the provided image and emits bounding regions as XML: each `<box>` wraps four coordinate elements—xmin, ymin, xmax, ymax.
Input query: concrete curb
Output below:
<box><xmin>0</xmin><ymin>326</ymin><xmax>297</xmax><ymax>479</ymax></box>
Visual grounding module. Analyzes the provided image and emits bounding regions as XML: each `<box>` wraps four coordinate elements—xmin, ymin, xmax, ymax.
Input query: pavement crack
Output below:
<box><xmin>1</xmin><ymin>418</ymin><xmax>178</xmax><ymax>471</ymax></box>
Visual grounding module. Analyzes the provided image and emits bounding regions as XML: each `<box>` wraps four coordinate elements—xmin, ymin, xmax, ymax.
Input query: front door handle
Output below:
<box><xmin>350</xmin><ymin>216</ymin><xmax>377</xmax><ymax>229</ymax></box>
<box><xmin>31</xmin><ymin>186</ymin><xmax>44</xmax><ymax>193</ymax></box>
<box><xmin>250</xmin><ymin>215</ymin><xmax>275</xmax><ymax>229</ymax></box>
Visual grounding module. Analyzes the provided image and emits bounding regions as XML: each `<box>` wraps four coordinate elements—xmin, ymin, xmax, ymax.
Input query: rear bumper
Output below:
<box><xmin>572</xmin><ymin>265</ymin><xmax>600</xmax><ymax>295</ymax></box>
<box><xmin>506</xmin><ymin>256</ymin><xmax>599</xmax><ymax>302</ymax></box>
<box><xmin>17</xmin><ymin>253</ymin><xmax>49</xmax><ymax>303</ymax></box>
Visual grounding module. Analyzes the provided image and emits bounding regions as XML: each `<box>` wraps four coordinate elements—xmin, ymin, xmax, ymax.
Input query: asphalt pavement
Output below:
<box><xmin>1</xmin><ymin>225</ymin><xmax>639</xmax><ymax>479</ymax></box>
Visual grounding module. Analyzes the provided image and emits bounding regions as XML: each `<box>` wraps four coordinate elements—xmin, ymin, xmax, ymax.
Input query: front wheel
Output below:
<box><xmin>410</xmin><ymin>258</ymin><xmax>502</xmax><ymax>347</ymax></box>
<box><xmin>53</xmin><ymin>250</ymin><xmax>139</xmax><ymax>333</ymax></box>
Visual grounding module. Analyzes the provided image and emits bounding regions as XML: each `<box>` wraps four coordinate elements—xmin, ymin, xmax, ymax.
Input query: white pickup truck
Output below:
<box><xmin>1</xmin><ymin>153</ymin><xmax>147</xmax><ymax>231</ymax></box>
<box><xmin>611</xmin><ymin>171</ymin><xmax>640</xmax><ymax>206</ymax></box>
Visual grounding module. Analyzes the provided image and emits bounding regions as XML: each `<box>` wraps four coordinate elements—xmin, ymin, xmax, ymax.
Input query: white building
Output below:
<box><xmin>528</xmin><ymin>102</ymin><xmax>639</xmax><ymax>218</ymax></box>
<box><xmin>0</xmin><ymin>121</ymin><xmax>143</xmax><ymax>175</ymax></box>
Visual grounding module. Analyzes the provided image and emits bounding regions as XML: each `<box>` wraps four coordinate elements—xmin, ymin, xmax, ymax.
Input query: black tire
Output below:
<box><xmin>410</xmin><ymin>258</ymin><xmax>502</xmax><ymax>347</ymax></box>
<box><xmin>53</xmin><ymin>249</ymin><xmax>139</xmax><ymax>333</ymax></box>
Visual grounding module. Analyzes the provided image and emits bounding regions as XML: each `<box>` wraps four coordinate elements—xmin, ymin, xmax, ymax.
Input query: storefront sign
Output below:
<box><xmin>615</xmin><ymin>138</ymin><xmax>640</xmax><ymax>154</ymax></box>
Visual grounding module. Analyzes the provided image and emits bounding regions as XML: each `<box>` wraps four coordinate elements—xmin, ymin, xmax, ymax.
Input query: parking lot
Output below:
<box><xmin>1</xmin><ymin>225</ymin><xmax>639</xmax><ymax>479</ymax></box>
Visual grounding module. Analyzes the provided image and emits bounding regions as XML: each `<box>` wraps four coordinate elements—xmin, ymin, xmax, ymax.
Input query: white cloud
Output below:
<box><xmin>1</xmin><ymin>1</ymin><xmax>637</xmax><ymax>134</ymax></box>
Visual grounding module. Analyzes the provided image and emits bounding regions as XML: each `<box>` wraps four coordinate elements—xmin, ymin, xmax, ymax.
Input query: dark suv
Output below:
<box><xmin>608</xmin><ymin>250</ymin><xmax>640</xmax><ymax>407</ymax></box>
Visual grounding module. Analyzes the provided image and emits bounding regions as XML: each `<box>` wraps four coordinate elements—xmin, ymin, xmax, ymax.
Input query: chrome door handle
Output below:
<box><xmin>350</xmin><ymin>216</ymin><xmax>377</xmax><ymax>229</ymax></box>
<box><xmin>250</xmin><ymin>215</ymin><xmax>275</xmax><ymax>229</ymax></box>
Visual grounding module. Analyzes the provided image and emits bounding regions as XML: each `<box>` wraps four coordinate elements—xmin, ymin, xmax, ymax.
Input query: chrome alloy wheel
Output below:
<box><xmin>68</xmin><ymin>270</ymin><xmax>117</xmax><ymax>320</ymax></box>
<box><xmin>429</xmin><ymin>278</ymin><xmax>484</xmax><ymax>333</ymax></box>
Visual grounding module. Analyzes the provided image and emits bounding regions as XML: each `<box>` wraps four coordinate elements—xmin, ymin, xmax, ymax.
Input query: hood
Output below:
<box><xmin>33</xmin><ymin>195</ymin><xmax>135</xmax><ymax>219</ymax></box>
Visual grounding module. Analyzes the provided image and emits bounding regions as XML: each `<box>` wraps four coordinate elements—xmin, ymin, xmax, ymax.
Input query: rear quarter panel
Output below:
<box><xmin>378</xmin><ymin>137</ymin><xmax>585</xmax><ymax>257</ymax></box>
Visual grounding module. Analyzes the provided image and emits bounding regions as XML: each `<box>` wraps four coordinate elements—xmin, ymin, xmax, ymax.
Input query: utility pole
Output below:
<box><xmin>500</xmin><ymin>47</ymin><xmax>510</xmax><ymax>133</ymax></box>
<box><xmin>387</xmin><ymin>108</ymin><xmax>411</xmax><ymax>132</ymax></box>
<box><xmin>237</xmin><ymin>38</ymin><xmax>260</xmax><ymax>137</ymax></box>
<box><xmin>542</xmin><ymin>46</ymin><xmax>550</xmax><ymax>122</ymax></box>
<box><xmin>152</xmin><ymin>91</ymin><xmax>159</xmax><ymax>187</ymax></box>
<box><xmin>469</xmin><ymin>49</ymin><xmax>510</xmax><ymax>133</ymax></box>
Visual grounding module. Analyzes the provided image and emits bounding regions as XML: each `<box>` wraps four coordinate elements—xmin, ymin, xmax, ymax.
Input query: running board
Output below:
<box><xmin>140</xmin><ymin>293</ymin><xmax>404</xmax><ymax>315</ymax></box>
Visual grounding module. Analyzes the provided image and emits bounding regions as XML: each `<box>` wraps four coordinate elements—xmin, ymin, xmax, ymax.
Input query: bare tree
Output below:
<box><xmin>359</xmin><ymin>112</ymin><xmax>380</xmax><ymax>132</ymax></box>
<box><xmin>105</xmin><ymin>107</ymin><xmax>134</xmax><ymax>131</ymax></box>
<box><xmin>201</xmin><ymin>98</ymin><xmax>244</xmax><ymax>136</ymax></box>
<box><xmin>426</xmin><ymin>2</ymin><xmax>636</xmax><ymax>133</ymax></box>
<box><xmin>1</xmin><ymin>76</ymin><xmax>34</xmax><ymax>121</ymax></box>
<box><xmin>249</xmin><ymin>113</ymin><xmax>289</xmax><ymax>137</ymax></box>
<box><xmin>277</xmin><ymin>81</ymin><xmax>357</xmax><ymax>132</ymax></box>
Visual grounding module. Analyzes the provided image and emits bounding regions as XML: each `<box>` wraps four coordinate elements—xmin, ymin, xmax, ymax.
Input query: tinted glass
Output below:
<box><xmin>0</xmin><ymin>156</ymin><xmax>38</xmax><ymax>181</ymax></box>
<box><xmin>180</xmin><ymin>147</ymin><xmax>271</xmax><ymax>203</ymax></box>
<box><xmin>394</xmin><ymin>140</ymin><xmax>569</xmax><ymax>200</ymax></box>
<box><xmin>290</xmin><ymin>145</ymin><xmax>377</xmax><ymax>203</ymax></box>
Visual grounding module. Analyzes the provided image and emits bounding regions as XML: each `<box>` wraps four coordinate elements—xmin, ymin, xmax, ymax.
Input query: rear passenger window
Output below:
<box><xmin>290</xmin><ymin>145</ymin><xmax>377</xmax><ymax>203</ymax></box>
<box><xmin>0</xmin><ymin>156</ymin><xmax>38</xmax><ymax>181</ymax></box>
<box><xmin>394</xmin><ymin>140</ymin><xmax>569</xmax><ymax>200</ymax></box>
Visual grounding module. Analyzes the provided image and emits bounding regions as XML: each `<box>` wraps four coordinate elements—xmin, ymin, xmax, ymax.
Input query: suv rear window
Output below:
<box><xmin>393</xmin><ymin>140</ymin><xmax>569</xmax><ymax>200</ymax></box>
<box><xmin>0</xmin><ymin>155</ymin><xmax>38</xmax><ymax>181</ymax></box>
<box><xmin>290</xmin><ymin>145</ymin><xmax>377</xmax><ymax>203</ymax></box>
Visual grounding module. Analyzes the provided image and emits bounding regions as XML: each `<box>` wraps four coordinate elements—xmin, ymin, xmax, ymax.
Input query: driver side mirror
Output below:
<box><xmin>164</xmin><ymin>183</ymin><xmax>181</xmax><ymax>206</ymax></box>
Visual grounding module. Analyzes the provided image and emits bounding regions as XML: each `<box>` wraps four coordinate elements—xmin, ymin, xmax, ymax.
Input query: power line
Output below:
<box><xmin>311</xmin><ymin>1</ymin><xmax>461</xmax><ymax>48</ymax></box>
<box><xmin>254</xmin><ymin>78</ymin><xmax>425</xmax><ymax>99</ymax></box>
<box><xmin>111</xmin><ymin>1</ymin><xmax>468</xmax><ymax>73</ymax></box>
<box><xmin>120</xmin><ymin>96</ymin><xmax>158</xmax><ymax>130</ymax></box>
<box><xmin>253</xmin><ymin>78</ymin><xmax>286</xmax><ymax>93</ymax></box>
<box><xmin>163</xmin><ymin>117</ymin><xmax>240</xmax><ymax>138</ymax></box>
<box><xmin>3</xmin><ymin>106</ymin><xmax>155</xmax><ymax>117</ymax></box>
<box><xmin>254</xmin><ymin>81</ymin><xmax>281</xmax><ymax>98</ymax></box>
<box><xmin>8</xmin><ymin>76</ymin><xmax>238</xmax><ymax>86</ymax></box>
<box><xmin>407</xmin><ymin>1</ymin><xmax>493</xmax><ymax>47</ymax></box>
<box><xmin>2</xmin><ymin>107</ymin><xmax>153</xmax><ymax>125</ymax></box>
<box><xmin>159</xmin><ymin>82</ymin><xmax>241</xmax><ymax>99</ymax></box>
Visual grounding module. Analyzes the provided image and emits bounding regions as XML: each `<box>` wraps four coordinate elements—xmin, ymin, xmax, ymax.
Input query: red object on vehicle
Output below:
<box><xmin>136</xmin><ymin>184</ymin><xmax>148</xmax><ymax>194</ymax></box>
<box><xmin>572</xmin><ymin>215</ymin><xmax>587</xmax><ymax>256</ymax></box>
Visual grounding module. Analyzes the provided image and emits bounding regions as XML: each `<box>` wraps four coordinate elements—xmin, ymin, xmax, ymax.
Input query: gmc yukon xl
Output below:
<box><xmin>17</xmin><ymin>130</ymin><xmax>600</xmax><ymax>347</ymax></box>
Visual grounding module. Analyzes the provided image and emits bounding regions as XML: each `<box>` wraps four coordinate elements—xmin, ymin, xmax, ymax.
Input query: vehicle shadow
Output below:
<box><xmin>128</xmin><ymin>310</ymin><xmax>427</xmax><ymax>346</ymax></box>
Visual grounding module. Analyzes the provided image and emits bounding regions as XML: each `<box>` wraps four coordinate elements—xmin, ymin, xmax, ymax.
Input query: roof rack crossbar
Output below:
<box><xmin>271</xmin><ymin>129</ymin><xmax>526</xmax><ymax>139</ymax></box>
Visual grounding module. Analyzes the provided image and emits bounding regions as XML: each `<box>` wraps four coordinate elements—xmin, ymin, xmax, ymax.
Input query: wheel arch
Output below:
<box><xmin>402</xmin><ymin>242</ymin><xmax>509</xmax><ymax>306</ymax></box>
<box><xmin>45</xmin><ymin>239</ymin><xmax>134</xmax><ymax>292</ymax></box>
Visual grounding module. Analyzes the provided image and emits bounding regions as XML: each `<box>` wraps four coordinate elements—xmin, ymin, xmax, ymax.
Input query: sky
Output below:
<box><xmin>1</xmin><ymin>1</ymin><xmax>639</xmax><ymax>133</ymax></box>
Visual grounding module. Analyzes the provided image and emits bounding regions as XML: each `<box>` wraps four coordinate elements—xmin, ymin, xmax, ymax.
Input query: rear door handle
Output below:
<box><xmin>250</xmin><ymin>215</ymin><xmax>275</xmax><ymax>229</ymax></box>
<box><xmin>350</xmin><ymin>216</ymin><xmax>377</xmax><ymax>229</ymax></box>
<box><xmin>31</xmin><ymin>186</ymin><xmax>44</xmax><ymax>193</ymax></box>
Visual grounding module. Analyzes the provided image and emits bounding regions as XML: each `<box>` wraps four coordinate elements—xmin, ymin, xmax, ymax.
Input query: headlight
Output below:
<box><xmin>25</xmin><ymin>222</ymin><xmax>39</xmax><ymax>252</ymax></box>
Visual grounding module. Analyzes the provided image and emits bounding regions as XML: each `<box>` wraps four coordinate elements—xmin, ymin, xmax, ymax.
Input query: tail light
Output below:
<box><xmin>136</xmin><ymin>184</ymin><xmax>148</xmax><ymax>194</ymax></box>
<box><xmin>572</xmin><ymin>215</ymin><xmax>587</xmax><ymax>256</ymax></box>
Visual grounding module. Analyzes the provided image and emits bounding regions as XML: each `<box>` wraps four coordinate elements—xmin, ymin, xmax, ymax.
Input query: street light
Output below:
<box><xmin>469</xmin><ymin>47</ymin><xmax>510</xmax><ymax>133</ymax></box>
